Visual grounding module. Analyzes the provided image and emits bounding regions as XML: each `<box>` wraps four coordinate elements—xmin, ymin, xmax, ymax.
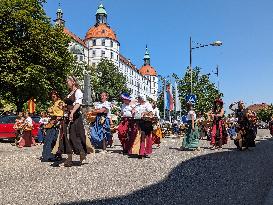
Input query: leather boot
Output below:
<box><xmin>80</xmin><ymin>152</ymin><xmax>86</xmax><ymax>163</ymax></box>
<box><xmin>64</xmin><ymin>154</ymin><xmax>73</xmax><ymax>167</ymax></box>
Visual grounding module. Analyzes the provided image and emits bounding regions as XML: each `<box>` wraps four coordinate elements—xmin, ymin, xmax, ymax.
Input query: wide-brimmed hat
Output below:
<box><xmin>121</xmin><ymin>93</ymin><xmax>131</xmax><ymax>101</ymax></box>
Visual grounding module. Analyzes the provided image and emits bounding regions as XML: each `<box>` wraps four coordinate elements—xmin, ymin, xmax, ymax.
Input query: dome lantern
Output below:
<box><xmin>96</xmin><ymin>4</ymin><xmax>107</xmax><ymax>25</ymax></box>
<box><xmin>143</xmin><ymin>45</ymin><xmax>151</xmax><ymax>66</ymax></box>
<box><xmin>54</xmin><ymin>3</ymin><xmax>65</xmax><ymax>26</ymax></box>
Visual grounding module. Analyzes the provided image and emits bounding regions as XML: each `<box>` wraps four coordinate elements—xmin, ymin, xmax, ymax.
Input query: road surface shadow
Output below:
<box><xmin>60</xmin><ymin>138</ymin><xmax>273</xmax><ymax>205</ymax></box>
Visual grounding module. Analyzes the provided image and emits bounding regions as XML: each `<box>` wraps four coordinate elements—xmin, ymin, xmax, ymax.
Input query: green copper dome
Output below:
<box><xmin>96</xmin><ymin>4</ymin><xmax>107</xmax><ymax>15</ymax></box>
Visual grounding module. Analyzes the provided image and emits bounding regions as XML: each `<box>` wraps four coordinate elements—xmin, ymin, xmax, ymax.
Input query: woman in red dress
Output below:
<box><xmin>209</xmin><ymin>98</ymin><xmax>227</xmax><ymax>150</ymax></box>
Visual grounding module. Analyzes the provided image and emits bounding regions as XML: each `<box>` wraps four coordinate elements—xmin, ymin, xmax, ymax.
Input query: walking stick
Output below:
<box><xmin>67</xmin><ymin>121</ymin><xmax>71</xmax><ymax>141</ymax></box>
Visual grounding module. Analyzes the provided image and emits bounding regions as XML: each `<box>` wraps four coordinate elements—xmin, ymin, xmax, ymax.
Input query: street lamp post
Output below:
<box><xmin>189</xmin><ymin>37</ymin><xmax>222</xmax><ymax>94</ymax></box>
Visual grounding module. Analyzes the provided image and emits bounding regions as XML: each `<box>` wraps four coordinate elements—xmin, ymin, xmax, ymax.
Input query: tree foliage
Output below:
<box><xmin>0</xmin><ymin>0</ymin><xmax>75</xmax><ymax>112</ymax></box>
<box><xmin>175</xmin><ymin>67</ymin><xmax>222</xmax><ymax>114</ymax></box>
<box><xmin>90</xmin><ymin>59</ymin><xmax>129</xmax><ymax>101</ymax></box>
<box><xmin>256</xmin><ymin>105</ymin><xmax>273</xmax><ymax>122</ymax></box>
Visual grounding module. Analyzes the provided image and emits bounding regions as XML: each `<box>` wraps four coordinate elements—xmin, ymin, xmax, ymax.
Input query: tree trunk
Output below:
<box><xmin>16</xmin><ymin>97</ymin><xmax>24</xmax><ymax>113</ymax></box>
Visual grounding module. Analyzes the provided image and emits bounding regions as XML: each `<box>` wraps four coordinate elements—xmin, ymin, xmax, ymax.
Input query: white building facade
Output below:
<box><xmin>55</xmin><ymin>4</ymin><xmax>158</xmax><ymax>100</ymax></box>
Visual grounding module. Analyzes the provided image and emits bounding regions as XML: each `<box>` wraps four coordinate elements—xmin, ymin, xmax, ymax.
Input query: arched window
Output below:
<box><xmin>110</xmin><ymin>41</ymin><xmax>113</xmax><ymax>47</ymax></box>
<box><xmin>102</xmin><ymin>39</ymin><xmax>105</xmax><ymax>46</ymax></box>
<box><xmin>93</xmin><ymin>40</ymin><xmax>96</xmax><ymax>46</ymax></box>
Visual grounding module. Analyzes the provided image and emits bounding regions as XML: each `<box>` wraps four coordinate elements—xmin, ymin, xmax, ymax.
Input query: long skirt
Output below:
<box><xmin>152</xmin><ymin>123</ymin><xmax>163</xmax><ymax>145</ymax></box>
<box><xmin>60</xmin><ymin>116</ymin><xmax>92</xmax><ymax>155</ymax></box>
<box><xmin>182</xmin><ymin>122</ymin><xmax>200</xmax><ymax>149</ymax></box>
<box><xmin>128</xmin><ymin>120</ymin><xmax>153</xmax><ymax>156</ymax></box>
<box><xmin>211</xmin><ymin>120</ymin><xmax>227</xmax><ymax>147</ymax></box>
<box><xmin>18</xmin><ymin>131</ymin><xmax>34</xmax><ymax>147</ymax></box>
<box><xmin>117</xmin><ymin>118</ymin><xmax>131</xmax><ymax>151</ymax></box>
<box><xmin>41</xmin><ymin>127</ymin><xmax>58</xmax><ymax>160</ymax></box>
<box><xmin>90</xmin><ymin>115</ymin><xmax>111</xmax><ymax>149</ymax></box>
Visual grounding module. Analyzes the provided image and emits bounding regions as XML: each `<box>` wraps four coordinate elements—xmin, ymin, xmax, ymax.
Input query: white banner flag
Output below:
<box><xmin>175</xmin><ymin>81</ymin><xmax>181</xmax><ymax>112</ymax></box>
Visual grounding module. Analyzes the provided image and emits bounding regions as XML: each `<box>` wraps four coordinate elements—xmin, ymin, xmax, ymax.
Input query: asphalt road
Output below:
<box><xmin>0</xmin><ymin>129</ymin><xmax>272</xmax><ymax>205</ymax></box>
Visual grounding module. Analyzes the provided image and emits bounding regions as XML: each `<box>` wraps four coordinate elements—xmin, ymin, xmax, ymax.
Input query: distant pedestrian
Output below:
<box><xmin>18</xmin><ymin>112</ymin><xmax>35</xmax><ymax>148</ymax></box>
<box><xmin>181</xmin><ymin>102</ymin><xmax>200</xmax><ymax>151</ymax></box>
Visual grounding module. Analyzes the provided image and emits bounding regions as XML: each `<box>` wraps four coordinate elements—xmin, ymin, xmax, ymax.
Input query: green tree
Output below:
<box><xmin>90</xmin><ymin>59</ymin><xmax>129</xmax><ymax>101</ymax></box>
<box><xmin>0</xmin><ymin>0</ymin><xmax>75</xmax><ymax>112</ymax></box>
<box><xmin>175</xmin><ymin>67</ymin><xmax>222</xmax><ymax>114</ymax></box>
<box><xmin>256</xmin><ymin>105</ymin><xmax>273</xmax><ymax>122</ymax></box>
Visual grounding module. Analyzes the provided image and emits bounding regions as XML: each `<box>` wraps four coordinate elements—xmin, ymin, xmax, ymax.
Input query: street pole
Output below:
<box><xmin>190</xmin><ymin>37</ymin><xmax>193</xmax><ymax>94</ymax></box>
<box><xmin>163</xmin><ymin>78</ymin><xmax>166</xmax><ymax>120</ymax></box>
<box><xmin>217</xmin><ymin>65</ymin><xmax>220</xmax><ymax>91</ymax></box>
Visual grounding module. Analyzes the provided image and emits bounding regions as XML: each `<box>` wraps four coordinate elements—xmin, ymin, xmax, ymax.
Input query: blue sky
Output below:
<box><xmin>44</xmin><ymin>0</ymin><xmax>273</xmax><ymax>108</ymax></box>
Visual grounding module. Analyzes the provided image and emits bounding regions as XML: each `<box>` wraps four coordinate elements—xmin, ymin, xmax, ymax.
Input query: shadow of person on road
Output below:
<box><xmin>60</xmin><ymin>138</ymin><xmax>273</xmax><ymax>205</ymax></box>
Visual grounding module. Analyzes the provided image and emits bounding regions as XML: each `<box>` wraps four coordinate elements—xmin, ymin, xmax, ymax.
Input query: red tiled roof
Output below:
<box><xmin>139</xmin><ymin>65</ymin><xmax>157</xmax><ymax>76</ymax></box>
<box><xmin>247</xmin><ymin>103</ymin><xmax>269</xmax><ymax>112</ymax></box>
<box><xmin>119</xmin><ymin>54</ymin><xmax>139</xmax><ymax>72</ymax></box>
<box><xmin>85</xmin><ymin>24</ymin><xmax>117</xmax><ymax>41</ymax></box>
<box><xmin>64</xmin><ymin>27</ymin><xmax>87</xmax><ymax>48</ymax></box>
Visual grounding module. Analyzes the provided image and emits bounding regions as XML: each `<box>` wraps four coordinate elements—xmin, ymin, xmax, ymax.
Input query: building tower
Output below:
<box><xmin>84</xmin><ymin>4</ymin><xmax>120</xmax><ymax>67</ymax></box>
<box><xmin>54</xmin><ymin>4</ymin><xmax>65</xmax><ymax>26</ymax></box>
<box><xmin>139</xmin><ymin>46</ymin><xmax>158</xmax><ymax>100</ymax></box>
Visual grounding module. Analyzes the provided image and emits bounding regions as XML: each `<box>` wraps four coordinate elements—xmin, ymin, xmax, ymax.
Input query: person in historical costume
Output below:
<box><xmin>59</xmin><ymin>76</ymin><xmax>93</xmax><ymax>167</ymax></box>
<box><xmin>37</xmin><ymin>112</ymin><xmax>50</xmax><ymax>144</ymax></box>
<box><xmin>196</xmin><ymin>112</ymin><xmax>205</xmax><ymax>140</ymax></box>
<box><xmin>18</xmin><ymin>112</ymin><xmax>35</xmax><ymax>148</ymax></box>
<box><xmin>116</xmin><ymin>93</ymin><xmax>134</xmax><ymax>153</ymax></box>
<box><xmin>90</xmin><ymin>91</ymin><xmax>112</xmax><ymax>153</ymax></box>
<box><xmin>41</xmin><ymin>91</ymin><xmax>64</xmax><ymax>162</ymax></box>
<box><xmin>12</xmin><ymin>113</ymin><xmax>25</xmax><ymax>146</ymax></box>
<box><xmin>229</xmin><ymin>101</ymin><xmax>256</xmax><ymax>150</ymax></box>
<box><xmin>128</xmin><ymin>95</ymin><xmax>154</xmax><ymax>158</ymax></box>
<box><xmin>209</xmin><ymin>98</ymin><xmax>226</xmax><ymax>150</ymax></box>
<box><xmin>181</xmin><ymin>102</ymin><xmax>200</xmax><ymax>151</ymax></box>
<box><xmin>151</xmin><ymin>101</ymin><xmax>162</xmax><ymax>147</ymax></box>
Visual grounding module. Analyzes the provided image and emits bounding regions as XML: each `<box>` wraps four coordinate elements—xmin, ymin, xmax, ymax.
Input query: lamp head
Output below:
<box><xmin>211</xmin><ymin>41</ymin><xmax>223</xmax><ymax>46</ymax></box>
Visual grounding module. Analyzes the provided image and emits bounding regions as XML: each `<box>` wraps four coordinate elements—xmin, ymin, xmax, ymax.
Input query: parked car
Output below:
<box><xmin>0</xmin><ymin>115</ymin><xmax>41</xmax><ymax>140</ymax></box>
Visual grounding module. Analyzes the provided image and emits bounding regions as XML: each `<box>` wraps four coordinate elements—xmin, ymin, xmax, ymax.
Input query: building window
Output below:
<box><xmin>110</xmin><ymin>41</ymin><xmax>113</xmax><ymax>47</ymax></box>
<box><xmin>102</xmin><ymin>39</ymin><xmax>105</xmax><ymax>46</ymax></box>
<box><xmin>80</xmin><ymin>55</ymin><xmax>83</xmax><ymax>61</ymax></box>
<box><xmin>111</xmin><ymin>52</ymin><xmax>113</xmax><ymax>59</ymax></box>
<box><xmin>102</xmin><ymin>29</ymin><xmax>106</xmax><ymax>34</ymax></box>
<box><xmin>92</xmin><ymin>50</ymin><xmax>96</xmax><ymax>57</ymax></box>
<box><xmin>93</xmin><ymin>40</ymin><xmax>96</xmax><ymax>46</ymax></box>
<box><xmin>101</xmin><ymin>50</ymin><xmax>105</xmax><ymax>57</ymax></box>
